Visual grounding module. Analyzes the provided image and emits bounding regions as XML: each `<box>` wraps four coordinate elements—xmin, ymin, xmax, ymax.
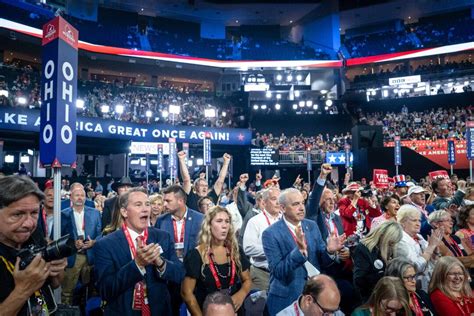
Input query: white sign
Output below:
<box><xmin>130</xmin><ymin>142</ymin><xmax>169</xmax><ymax>155</ymax></box>
<box><xmin>389</xmin><ymin>75</ymin><xmax>421</xmax><ymax>86</ymax></box>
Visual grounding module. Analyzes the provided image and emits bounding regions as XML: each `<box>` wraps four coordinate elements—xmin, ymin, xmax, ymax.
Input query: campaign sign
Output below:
<box><xmin>40</xmin><ymin>16</ymin><xmax>78</xmax><ymax>167</ymax></box>
<box><xmin>429</xmin><ymin>170</ymin><xmax>450</xmax><ymax>180</ymax></box>
<box><xmin>306</xmin><ymin>149</ymin><xmax>312</xmax><ymax>171</ymax></box>
<box><xmin>344</xmin><ymin>144</ymin><xmax>351</xmax><ymax>168</ymax></box>
<box><xmin>157</xmin><ymin>144</ymin><xmax>163</xmax><ymax>172</ymax></box>
<box><xmin>447</xmin><ymin>140</ymin><xmax>456</xmax><ymax>165</ymax></box>
<box><xmin>394</xmin><ymin>136</ymin><xmax>402</xmax><ymax>166</ymax></box>
<box><xmin>168</xmin><ymin>138</ymin><xmax>177</xmax><ymax>177</ymax></box>
<box><xmin>373</xmin><ymin>169</ymin><xmax>389</xmax><ymax>189</ymax></box>
<box><xmin>204</xmin><ymin>133</ymin><xmax>212</xmax><ymax>166</ymax></box>
<box><xmin>467</xmin><ymin>121</ymin><xmax>474</xmax><ymax>160</ymax></box>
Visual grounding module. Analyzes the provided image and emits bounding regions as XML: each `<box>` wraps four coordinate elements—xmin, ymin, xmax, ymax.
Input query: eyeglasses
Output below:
<box><xmin>447</xmin><ymin>272</ymin><xmax>465</xmax><ymax>278</ymax></box>
<box><xmin>403</xmin><ymin>274</ymin><xmax>417</xmax><ymax>282</ymax></box>
<box><xmin>308</xmin><ymin>295</ymin><xmax>340</xmax><ymax>316</ymax></box>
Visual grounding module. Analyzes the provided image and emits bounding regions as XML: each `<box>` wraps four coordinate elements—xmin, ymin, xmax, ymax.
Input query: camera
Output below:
<box><xmin>17</xmin><ymin>235</ymin><xmax>76</xmax><ymax>270</ymax></box>
<box><xmin>360</xmin><ymin>186</ymin><xmax>373</xmax><ymax>198</ymax></box>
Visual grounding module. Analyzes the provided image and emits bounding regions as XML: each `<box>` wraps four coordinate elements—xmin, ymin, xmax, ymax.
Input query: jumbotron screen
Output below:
<box><xmin>250</xmin><ymin>148</ymin><xmax>279</xmax><ymax>166</ymax></box>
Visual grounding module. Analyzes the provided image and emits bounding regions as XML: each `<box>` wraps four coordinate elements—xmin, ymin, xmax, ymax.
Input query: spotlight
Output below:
<box><xmin>306</xmin><ymin>100</ymin><xmax>313</xmax><ymax>107</ymax></box>
<box><xmin>261</xmin><ymin>104</ymin><xmax>267</xmax><ymax>110</ymax></box>
<box><xmin>222</xmin><ymin>111</ymin><xmax>227</xmax><ymax>117</ymax></box>
<box><xmin>145</xmin><ymin>110</ymin><xmax>153</xmax><ymax>118</ymax></box>
<box><xmin>296</xmin><ymin>74</ymin><xmax>302</xmax><ymax>81</ymax></box>
<box><xmin>276</xmin><ymin>74</ymin><xmax>282</xmax><ymax>81</ymax></box>
<box><xmin>76</xmin><ymin>99</ymin><xmax>85</xmax><ymax>109</ymax></box>
<box><xmin>299</xmin><ymin>101</ymin><xmax>305</xmax><ymax>108</ymax></box>
<box><xmin>276</xmin><ymin>93</ymin><xmax>281</xmax><ymax>99</ymax></box>
<box><xmin>266</xmin><ymin>91</ymin><xmax>272</xmax><ymax>98</ymax></box>
<box><xmin>253</xmin><ymin>104</ymin><xmax>259</xmax><ymax>110</ymax></box>
<box><xmin>325</xmin><ymin>100</ymin><xmax>333</xmax><ymax>107</ymax></box>
<box><xmin>286</xmin><ymin>75</ymin><xmax>293</xmax><ymax>82</ymax></box>
<box><xmin>100</xmin><ymin>105</ymin><xmax>110</xmax><ymax>113</ymax></box>
<box><xmin>292</xmin><ymin>104</ymin><xmax>298</xmax><ymax>110</ymax></box>
<box><xmin>275</xmin><ymin>103</ymin><xmax>281</xmax><ymax>110</ymax></box>
<box><xmin>115</xmin><ymin>104</ymin><xmax>124</xmax><ymax>114</ymax></box>
<box><xmin>313</xmin><ymin>104</ymin><xmax>318</xmax><ymax>110</ymax></box>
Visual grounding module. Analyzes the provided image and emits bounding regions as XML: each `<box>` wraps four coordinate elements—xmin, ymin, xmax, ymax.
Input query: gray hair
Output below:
<box><xmin>262</xmin><ymin>187</ymin><xmax>280</xmax><ymax>202</ymax></box>
<box><xmin>279</xmin><ymin>188</ymin><xmax>301</xmax><ymax>206</ymax></box>
<box><xmin>119</xmin><ymin>187</ymin><xmax>148</xmax><ymax>210</ymax></box>
<box><xmin>428</xmin><ymin>210</ymin><xmax>451</xmax><ymax>225</ymax></box>
<box><xmin>397</xmin><ymin>204</ymin><xmax>420</xmax><ymax>224</ymax></box>
<box><xmin>385</xmin><ymin>257</ymin><xmax>417</xmax><ymax>279</ymax></box>
<box><xmin>0</xmin><ymin>176</ymin><xmax>44</xmax><ymax>209</ymax></box>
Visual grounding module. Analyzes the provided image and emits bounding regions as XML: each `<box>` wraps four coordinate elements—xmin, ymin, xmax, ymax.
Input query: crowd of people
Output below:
<box><xmin>362</xmin><ymin>106</ymin><xmax>471</xmax><ymax>142</ymax></box>
<box><xmin>343</xmin><ymin>10</ymin><xmax>474</xmax><ymax>58</ymax></box>
<box><xmin>2</xmin><ymin>146</ymin><xmax>474</xmax><ymax>315</ymax></box>
<box><xmin>252</xmin><ymin>132</ymin><xmax>352</xmax><ymax>152</ymax></box>
<box><xmin>0</xmin><ymin>61</ymin><xmax>247</xmax><ymax>128</ymax></box>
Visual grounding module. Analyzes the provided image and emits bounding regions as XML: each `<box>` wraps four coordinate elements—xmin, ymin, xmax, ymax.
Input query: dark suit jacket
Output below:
<box><xmin>306</xmin><ymin>179</ymin><xmax>345</xmax><ymax>241</ymax></box>
<box><xmin>61</xmin><ymin>206</ymin><xmax>102</xmax><ymax>267</ymax></box>
<box><xmin>352</xmin><ymin>243</ymin><xmax>385</xmax><ymax>303</ymax></box>
<box><xmin>101</xmin><ymin>196</ymin><xmax>118</xmax><ymax>231</ymax></box>
<box><xmin>154</xmin><ymin>208</ymin><xmax>203</xmax><ymax>257</ymax></box>
<box><xmin>262</xmin><ymin>218</ymin><xmax>333</xmax><ymax>315</ymax></box>
<box><xmin>94</xmin><ymin>227</ymin><xmax>185</xmax><ymax>316</ymax></box>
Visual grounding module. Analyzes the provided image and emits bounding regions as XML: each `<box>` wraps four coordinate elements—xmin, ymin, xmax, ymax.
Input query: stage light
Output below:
<box><xmin>115</xmin><ymin>104</ymin><xmax>124</xmax><ymax>114</ymax></box>
<box><xmin>296</xmin><ymin>74</ymin><xmax>302</xmax><ymax>81</ymax></box>
<box><xmin>204</xmin><ymin>108</ymin><xmax>216</xmax><ymax>118</ymax></box>
<box><xmin>145</xmin><ymin>110</ymin><xmax>153</xmax><ymax>118</ymax></box>
<box><xmin>294</xmin><ymin>90</ymin><xmax>300</xmax><ymax>97</ymax></box>
<box><xmin>169</xmin><ymin>104</ymin><xmax>181</xmax><ymax>115</ymax></box>
<box><xmin>221</xmin><ymin>111</ymin><xmax>227</xmax><ymax>117</ymax></box>
<box><xmin>276</xmin><ymin>74</ymin><xmax>282</xmax><ymax>81</ymax></box>
<box><xmin>261</xmin><ymin>104</ymin><xmax>267</xmax><ymax>110</ymax></box>
<box><xmin>299</xmin><ymin>101</ymin><xmax>305</xmax><ymax>108</ymax></box>
<box><xmin>101</xmin><ymin>105</ymin><xmax>110</xmax><ymax>113</ymax></box>
<box><xmin>266</xmin><ymin>91</ymin><xmax>272</xmax><ymax>98</ymax></box>
<box><xmin>17</xmin><ymin>97</ymin><xmax>27</xmax><ymax>105</ymax></box>
<box><xmin>286</xmin><ymin>75</ymin><xmax>293</xmax><ymax>82</ymax></box>
<box><xmin>162</xmin><ymin>110</ymin><xmax>169</xmax><ymax>118</ymax></box>
<box><xmin>325</xmin><ymin>100</ymin><xmax>333</xmax><ymax>107</ymax></box>
<box><xmin>276</xmin><ymin>93</ymin><xmax>281</xmax><ymax>99</ymax></box>
<box><xmin>313</xmin><ymin>104</ymin><xmax>318</xmax><ymax>110</ymax></box>
<box><xmin>292</xmin><ymin>104</ymin><xmax>298</xmax><ymax>110</ymax></box>
<box><xmin>275</xmin><ymin>103</ymin><xmax>281</xmax><ymax>110</ymax></box>
<box><xmin>76</xmin><ymin>99</ymin><xmax>85</xmax><ymax>108</ymax></box>
<box><xmin>253</xmin><ymin>104</ymin><xmax>259</xmax><ymax>110</ymax></box>
<box><xmin>306</xmin><ymin>100</ymin><xmax>313</xmax><ymax>107</ymax></box>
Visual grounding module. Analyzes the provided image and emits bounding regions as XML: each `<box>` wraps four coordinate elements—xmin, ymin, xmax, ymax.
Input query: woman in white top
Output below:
<box><xmin>394</xmin><ymin>204</ymin><xmax>443</xmax><ymax>292</ymax></box>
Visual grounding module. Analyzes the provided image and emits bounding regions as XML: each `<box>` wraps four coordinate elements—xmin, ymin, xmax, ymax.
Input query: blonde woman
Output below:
<box><xmin>352</xmin><ymin>221</ymin><xmax>403</xmax><ymax>303</ymax></box>
<box><xmin>429</xmin><ymin>256</ymin><xmax>474</xmax><ymax>315</ymax></box>
<box><xmin>181</xmin><ymin>206</ymin><xmax>251</xmax><ymax>316</ymax></box>
<box><xmin>149</xmin><ymin>193</ymin><xmax>164</xmax><ymax>226</ymax></box>
<box><xmin>352</xmin><ymin>276</ymin><xmax>410</xmax><ymax>316</ymax></box>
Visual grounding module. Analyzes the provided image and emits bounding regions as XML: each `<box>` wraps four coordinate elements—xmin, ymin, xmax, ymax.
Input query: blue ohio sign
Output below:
<box><xmin>447</xmin><ymin>140</ymin><xmax>456</xmax><ymax>165</ymax></box>
<box><xmin>0</xmin><ymin>108</ymin><xmax>251</xmax><ymax>145</ymax></box>
<box><xmin>204</xmin><ymin>133</ymin><xmax>212</xmax><ymax>166</ymax></box>
<box><xmin>467</xmin><ymin>121</ymin><xmax>474</xmax><ymax>160</ymax></box>
<box><xmin>394</xmin><ymin>136</ymin><xmax>402</xmax><ymax>166</ymax></box>
<box><xmin>157</xmin><ymin>144</ymin><xmax>163</xmax><ymax>172</ymax></box>
<box><xmin>40</xmin><ymin>16</ymin><xmax>78</xmax><ymax>167</ymax></box>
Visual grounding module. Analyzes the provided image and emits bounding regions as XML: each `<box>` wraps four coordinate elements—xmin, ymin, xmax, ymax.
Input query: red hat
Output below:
<box><xmin>342</xmin><ymin>182</ymin><xmax>361</xmax><ymax>193</ymax></box>
<box><xmin>263</xmin><ymin>179</ymin><xmax>278</xmax><ymax>188</ymax></box>
<box><xmin>44</xmin><ymin>179</ymin><xmax>53</xmax><ymax>189</ymax></box>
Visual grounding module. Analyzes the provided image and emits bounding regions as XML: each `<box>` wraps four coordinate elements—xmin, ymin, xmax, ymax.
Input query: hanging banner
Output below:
<box><xmin>39</xmin><ymin>16</ymin><xmax>78</xmax><ymax>167</ymax></box>
<box><xmin>373</xmin><ymin>169</ymin><xmax>389</xmax><ymax>189</ymax></box>
<box><xmin>394</xmin><ymin>136</ymin><xmax>402</xmax><ymax>166</ymax></box>
<box><xmin>157</xmin><ymin>144</ymin><xmax>163</xmax><ymax>172</ymax></box>
<box><xmin>204</xmin><ymin>133</ymin><xmax>212</xmax><ymax>166</ymax></box>
<box><xmin>447</xmin><ymin>139</ymin><xmax>456</xmax><ymax>165</ymax></box>
<box><xmin>467</xmin><ymin>121</ymin><xmax>474</xmax><ymax>160</ymax></box>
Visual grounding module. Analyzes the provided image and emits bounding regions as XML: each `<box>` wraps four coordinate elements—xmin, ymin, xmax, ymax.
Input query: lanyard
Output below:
<box><xmin>207</xmin><ymin>249</ymin><xmax>236</xmax><ymax>290</ymax></box>
<box><xmin>122</xmin><ymin>223</ymin><xmax>148</xmax><ymax>258</ymax></box>
<box><xmin>410</xmin><ymin>293</ymin><xmax>423</xmax><ymax>316</ymax></box>
<box><xmin>172</xmin><ymin>217</ymin><xmax>185</xmax><ymax>243</ymax></box>
<box><xmin>262</xmin><ymin>211</ymin><xmax>272</xmax><ymax>226</ymax></box>
<box><xmin>293</xmin><ymin>301</ymin><xmax>301</xmax><ymax>316</ymax></box>
<box><xmin>324</xmin><ymin>217</ymin><xmax>338</xmax><ymax>237</ymax></box>
<box><xmin>445</xmin><ymin>236</ymin><xmax>464</xmax><ymax>257</ymax></box>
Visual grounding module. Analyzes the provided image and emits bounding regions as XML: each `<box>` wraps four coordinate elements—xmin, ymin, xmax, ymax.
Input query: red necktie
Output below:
<box><xmin>136</xmin><ymin>236</ymin><xmax>151</xmax><ymax>316</ymax></box>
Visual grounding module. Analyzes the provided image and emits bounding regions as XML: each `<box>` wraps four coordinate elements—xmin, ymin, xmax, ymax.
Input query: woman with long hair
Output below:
<box><xmin>429</xmin><ymin>256</ymin><xmax>474</xmax><ymax>315</ymax></box>
<box><xmin>352</xmin><ymin>221</ymin><xmax>403</xmax><ymax>303</ymax></box>
<box><xmin>352</xmin><ymin>276</ymin><xmax>410</xmax><ymax>316</ymax></box>
<box><xmin>385</xmin><ymin>258</ymin><xmax>436</xmax><ymax>316</ymax></box>
<box><xmin>181</xmin><ymin>206</ymin><xmax>251</xmax><ymax>316</ymax></box>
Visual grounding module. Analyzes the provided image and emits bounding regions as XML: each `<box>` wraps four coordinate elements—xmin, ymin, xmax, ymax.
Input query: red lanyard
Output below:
<box><xmin>122</xmin><ymin>223</ymin><xmax>148</xmax><ymax>258</ymax></box>
<box><xmin>42</xmin><ymin>206</ymin><xmax>48</xmax><ymax>237</ymax></box>
<box><xmin>207</xmin><ymin>249</ymin><xmax>236</xmax><ymax>290</ymax></box>
<box><xmin>172</xmin><ymin>217</ymin><xmax>185</xmax><ymax>243</ymax></box>
<box><xmin>293</xmin><ymin>302</ymin><xmax>301</xmax><ymax>316</ymax></box>
<box><xmin>447</xmin><ymin>236</ymin><xmax>464</xmax><ymax>257</ymax></box>
<box><xmin>410</xmin><ymin>293</ymin><xmax>423</xmax><ymax>316</ymax></box>
<box><xmin>455</xmin><ymin>297</ymin><xmax>472</xmax><ymax>316</ymax></box>
<box><xmin>262</xmin><ymin>211</ymin><xmax>271</xmax><ymax>226</ymax></box>
<box><xmin>324</xmin><ymin>217</ymin><xmax>338</xmax><ymax>237</ymax></box>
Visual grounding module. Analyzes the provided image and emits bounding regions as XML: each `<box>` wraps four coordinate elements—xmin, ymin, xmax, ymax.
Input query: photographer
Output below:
<box><xmin>0</xmin><ymin>175</ymin><xmax>67</xmax><ymax>315</ymax></box>
<box><xmin>338</xmin><ymin>182</ymin><xmax>381</xmax><ymax>237</ymax></box>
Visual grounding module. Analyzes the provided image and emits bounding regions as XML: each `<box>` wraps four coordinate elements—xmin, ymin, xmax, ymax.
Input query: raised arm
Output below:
<box><xmin>178</xmin><ymin>151</ymin><xmax>192</xmax><ymax>194</ymax></box>
<box><xmin>213</xmin><ymin>153</ymin><xmax>231</xmax><ymax>196</ymax></box>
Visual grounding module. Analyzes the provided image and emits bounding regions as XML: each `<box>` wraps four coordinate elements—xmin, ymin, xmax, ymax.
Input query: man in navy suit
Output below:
<box><xmin>262</xmin><ymin>188</ymin><xmax>345</xmax><ymax>316</ymax></box>
<box><xmin>155</xmin><ymin>184</ymin><xmax>203</xmax><ymax>315</ymax></box>
<box><xmin>94</xmin><ymin>187</ymin><xmax>184</xmax><ymax>316</ymax></box>
<box><xmin>61</xmin><ymin>183</ymin><xmax>102</xmax><ymax>305</ymax></box>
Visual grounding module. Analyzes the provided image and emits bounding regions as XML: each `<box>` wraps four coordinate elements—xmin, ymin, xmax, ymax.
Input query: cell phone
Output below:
<box><xmin>274</xmin><ymin>170</ymin><xmax>280</xmax><ymax>178</ymax></box>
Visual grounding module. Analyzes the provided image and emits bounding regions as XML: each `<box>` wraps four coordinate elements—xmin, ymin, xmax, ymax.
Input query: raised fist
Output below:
<box><xmin>177</xmin><ymin>151</ymin><xmax>186</xmax><ymax>160</ymax></box>
<box><xmin>223</xmin><ymin>153</ymin><xmax>231</xmax><ymax>162</ymax></box>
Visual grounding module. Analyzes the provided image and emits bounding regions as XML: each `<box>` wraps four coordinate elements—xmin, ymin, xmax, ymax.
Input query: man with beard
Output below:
<box><xmin>0</xmin><ymin>175</ymin><xmax>67</xmax><ymax>315</ymax></box>
<box><xmin>61</xmin><ymin>183</ymin><xmax>102</xmax><ymax>305</ymax></box>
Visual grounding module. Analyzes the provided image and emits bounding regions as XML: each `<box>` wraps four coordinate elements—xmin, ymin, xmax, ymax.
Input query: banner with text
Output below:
<box><xmin>0</xmin><ymin>107</ymin><xmax>251</xmax><ymax>145</ymax></box>
<box><xmin>373</xmin><ymin>169</ymin><xmax>389</xmax><ymax>189</ymax></box>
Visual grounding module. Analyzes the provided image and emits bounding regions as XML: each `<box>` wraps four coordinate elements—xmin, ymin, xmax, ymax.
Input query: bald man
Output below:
<box><xmin>203</xmin><ymin>291</ymin><xmax>236</xmax><ymax>316</ymax></box>
<box><xmin>277</xmin><ymin>275</ymin><xmax>343</xmax><ymax>316</ymax></box>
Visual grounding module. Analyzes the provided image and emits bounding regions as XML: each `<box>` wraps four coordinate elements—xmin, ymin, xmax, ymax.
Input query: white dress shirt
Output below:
<box><xmin>225</xmin><ymin>202</ymin><xmax>243</xmax><ymax>232</ymax></box>
<box><xmin>243</xmin><ymin>210</ymin><xmax>281</xmax><ymax>269</ymax></box>
<box><xmin>73</xmin><ymin>209</ymin><xmax>85</xmax><ymax>237</ymax></box>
